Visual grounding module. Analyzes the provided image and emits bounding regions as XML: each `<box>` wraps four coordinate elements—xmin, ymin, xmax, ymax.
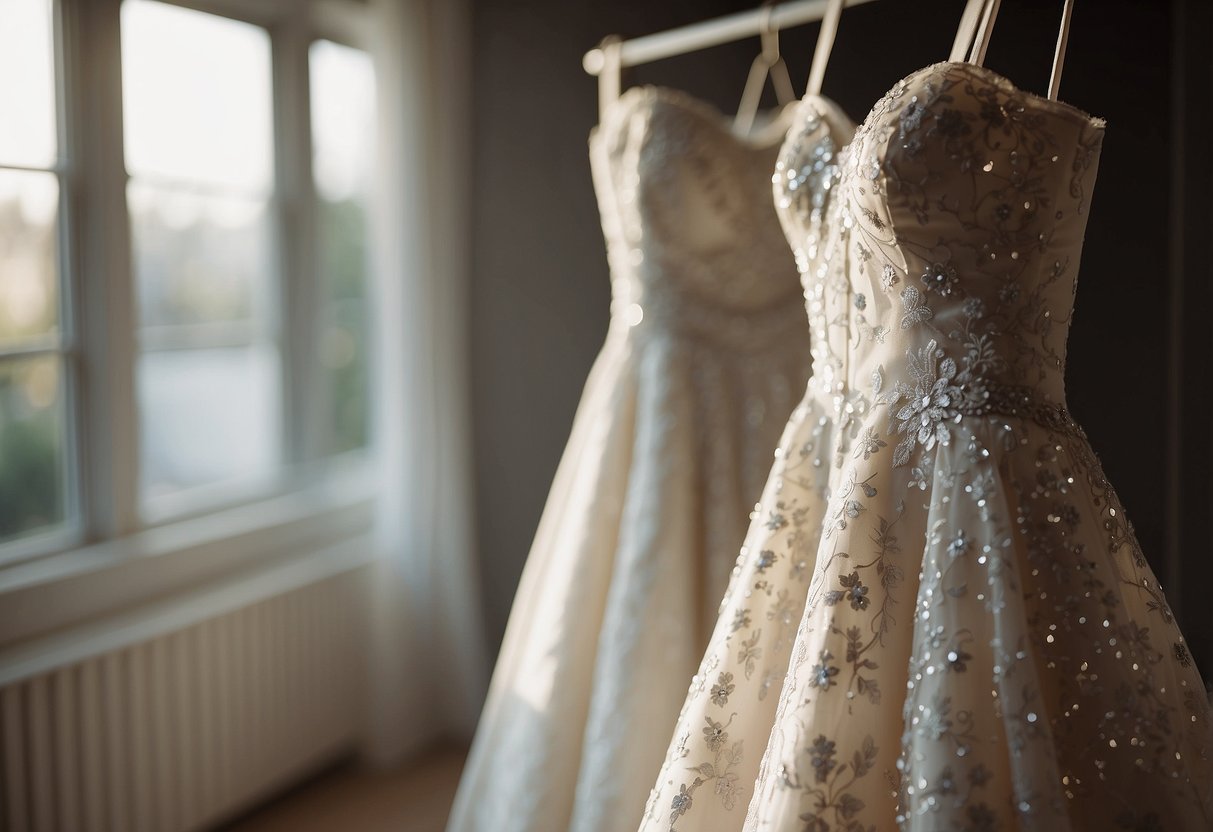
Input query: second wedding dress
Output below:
<box><xmin>642</xmin><ymin>1</ymin><xmax>1212</xmax><ymax>830</ymax></box>
<box><xmin>638</xmin><ymin>1</ymin><xmax>862</xmax><ymax>827</ymax></box>
<box><xmin>447</xmin><ymin>76</ymin><xmax>813</xmax><ymax>831</ymax></box>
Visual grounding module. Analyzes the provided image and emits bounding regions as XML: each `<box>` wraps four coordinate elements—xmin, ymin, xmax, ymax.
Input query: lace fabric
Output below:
<box><xmin>641</xmin><ymin>62</ymin><xmax>1211</xmax><ymax>832</ymax></box>
<box><xmin>639</xmin><ymin>93</ymin><xmax>859</xmax><ymax>832</ymax></box>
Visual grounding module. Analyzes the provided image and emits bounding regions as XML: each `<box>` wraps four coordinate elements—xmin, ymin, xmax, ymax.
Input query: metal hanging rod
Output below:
<box><xmin>582</xmin><ymin>0</ymin><xmax>879</xmax><ymax>75</ymax></box>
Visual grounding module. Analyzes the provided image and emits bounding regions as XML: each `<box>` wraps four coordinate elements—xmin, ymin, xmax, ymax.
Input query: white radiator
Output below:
<box><xmin>0</xmin><ymin>566</ymin><xmax>368</xmax><ymax>832</ymax></box>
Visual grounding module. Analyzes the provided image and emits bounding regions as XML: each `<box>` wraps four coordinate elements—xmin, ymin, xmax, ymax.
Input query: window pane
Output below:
<box><xmin>138</xmin><ymin>346</ymin><xmax>281</xmax><ymax>498</ymax></box>
<box><xmin>0</xmin><ymin>355</ymin><xmax>66</xmax><ymax>543</ymax></box>
<box><xmin>0</xmin><ymin>0</ymin><xmax>56</xmax><ymax>168</ymax></box>
<box><xmin>311</xmin><ymin>41</ymin><xmax>376</xmax><ymax>454</ymax></box>
<box><xmin>128</xmin><ymin>182</ymin><xmax>271</xmax><ymax>329</ymax></box>
<box><xmin>318</xmin><ymin>211</ymin><xmax>369</xmax><ymax>453</ymax></box>
<box><xmin>310</xmin><ymin>41</ymin><xmax>376</xmax><ymax>203</ymax></box>
<box><xmin>122</xmin><ymin>0</ymin><xmax>273</xmax><ymax>191</ymax></box>
<box><xmin>0</xmin><ymin>170</ymin><xmax>58</xmax><ymax>345</ymax></box>
<box><xmin>123</xmin><ymin>1</ymin><xmax>281</xmax><ymax>508</ymax></box>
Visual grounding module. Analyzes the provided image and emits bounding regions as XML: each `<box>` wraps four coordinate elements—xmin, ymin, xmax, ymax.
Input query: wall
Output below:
<box><xmin>468</xmin><ymin>0</ymin><xmax>1208</xmax><ymax>671</ymax></box>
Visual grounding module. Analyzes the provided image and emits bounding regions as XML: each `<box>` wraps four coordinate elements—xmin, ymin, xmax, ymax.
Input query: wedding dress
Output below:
<box><xmin>641</xmin><ymin>2</ymin><xmax>1212</xmax><ymax>830</ymax></box>
<box><xmin>636</xmin><ymin>3</ymin><xmax>860</xmax><ymax>826</ymax></box>
<box><xmin>447</xmin><ymin>83</ymin><xmax>811</xmax><ymax>832</ymax></box>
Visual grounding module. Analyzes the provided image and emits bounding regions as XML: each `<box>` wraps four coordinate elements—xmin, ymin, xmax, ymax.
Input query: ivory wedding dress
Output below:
<box><xmin>641</xmin><ymin>2</ymin><xmax>1212</xmax><ymax>830</ymax></box>
<box><xmin>447</xmin><ymin>85</ymin><xmax>811</xmax><ymax>832</ymax></box>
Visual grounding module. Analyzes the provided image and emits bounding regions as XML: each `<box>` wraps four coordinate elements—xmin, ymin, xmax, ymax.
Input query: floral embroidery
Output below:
<box><xmin>809</xmin><ymin>735</ymin><xmax>837</xmax><ymax>782</ymax></box>
<box><xmin>899</xmin><ymin>285</ymin><xmax>934</xmax><ymax>329</ymax></box>
<box><xmin>709</xmin><ymin>672</ymin><xmax>735</xmax><ymax>706</ymax></box>
<box><xmin>854</xmin><ymin>426</ymin><xmax>887</xmax><ymax>460</ymax></box>
<box><xmin>881</xmin><ymin>339</ymin><xmax>964</xmax><ymax>465</ymax></box>
<box><xmin>921</xmin><ymin>260</ymin><xmax>960</xmax><ymax>295</ymax></box>
<box><xmin>754</xmin><ymin>549</ymin><xmax>777</xmax><ymax>573</ymax></box>
<box><xmin>702</xmin><ymin>717</ymin><xmax>728</xmax><ymax>751</ymax></box>
<box><xmin>808</xmin><ymin>650</ymin><xmax>841</xmax><ymax>691</ymax></box>
<box><xmin>842</xmin><ymin>572</ymin><xmax>870</xmax><ymax>611</ymax></box>
<box><xmin>730</xmin><ymin>608</ymin><xmax>751</xmax><ymax>633</ymax></box>
<box><xmin>642</xmin><ymin>63</ymin><xmax>1210</xmax><ymax>832</ymax></box>
<box><xmin>670</xmin><ymin>784</ymin><xmax>692</xmax><ymax>822</ymax></box>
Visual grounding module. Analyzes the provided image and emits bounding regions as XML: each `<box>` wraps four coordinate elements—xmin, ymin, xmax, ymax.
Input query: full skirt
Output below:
<box><xmin>641</xmin><ymin>409</ymin><xmax>1212</xmax><ymax>831</ymax></box>
<box><xmin>448</xmin><ymin>322</ymin><xmax>807</xmax><ymax>832</ymax></box>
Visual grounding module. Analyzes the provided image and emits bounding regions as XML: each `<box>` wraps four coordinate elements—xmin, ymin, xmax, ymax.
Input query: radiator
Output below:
<box><xmin>0</xmin><ymin>569</ymin><xmax>368</xmax><ymax>832</ymax></box>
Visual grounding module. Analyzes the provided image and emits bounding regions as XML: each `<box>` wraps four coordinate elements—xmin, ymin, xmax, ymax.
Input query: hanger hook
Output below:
<box><xmin>759</xmin><ymin>1</ymin><xmax>781</xmax><ymax>63</ymax></box>
<box><xmin>598</xmin><ymin>33</ymin><xmax>623</xmax><ymax>62</ymax></box>
<box><xmin>596</xmin><ymin>34</ymin><xmax>623</xmax><ymax>124</ymax></box>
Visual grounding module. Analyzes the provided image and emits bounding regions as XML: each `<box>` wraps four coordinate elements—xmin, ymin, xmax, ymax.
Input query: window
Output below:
<box><xmin>310</xmin><ymin>40</ymin><xmax>376</xmax><ymax>455</ymax></box>
<box><xmin>122</xmin><ymin>0</ymin><xmax>281</xmax><ymax>506</ymax></box>
<box><xmin>0</xmin><ymin>0</ymin><xmax>73</xmax><ymax>547</ymax></box>
<box><xmin>0</xmin><ymin>0</ymin><xmax>377</xmax><ymax>561</ymax></box>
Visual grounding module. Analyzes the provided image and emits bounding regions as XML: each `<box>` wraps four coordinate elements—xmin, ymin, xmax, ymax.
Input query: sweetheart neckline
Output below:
<box><xmin>777</xmin><ymin>61</ymin><xmax>1105</xmax><ymax>160</ymax></box>
<box><xmin>882</xmin><ymin>60</ymin><xmax>1106</xmax><ymax>132</ymax></box>
<box><xmin>594</xmin><ymin>60</ymin><xmax>1105</xmax><ymax>178</ymax></box>
<box><xmin>591</xmin><ymin>84</ymin><xmax>801</xmax><ymax>153</ymax></box>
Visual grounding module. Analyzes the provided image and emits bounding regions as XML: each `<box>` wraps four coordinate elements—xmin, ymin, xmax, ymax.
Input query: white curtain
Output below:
<box><xmin>365</xmin><ymin>0</ymin><xmax>486</xmax><ymax>764</ymax></box>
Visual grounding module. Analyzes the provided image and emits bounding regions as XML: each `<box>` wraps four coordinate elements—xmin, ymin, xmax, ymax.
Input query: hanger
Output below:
<box><xmin>583</xmin><ymin>0</ymin><xmax>879</xmax><ymax>78</ymax></box>
<box><xmin>952</xmin><ymin>0</ymin><xmax>1076</xmax><ymax>103</ymax></box>
<box><xmin>804</xmin><ymin>0</ymin><xmax>845</xmax><ymax>98</ymax></box>
<box><xmin>1048</xmin><ymin>0</ymin><xmax>1075</xmax><ymax>101</ymax></box>
<box><xmin>596</xmin><ymin>35</ymin><xmax>623</xmax><ymax>124</ymax></box>
<box><xmin>734</xmin><ymin>3</ymin><xmax>797</xmax><ymax>136</ymax></box>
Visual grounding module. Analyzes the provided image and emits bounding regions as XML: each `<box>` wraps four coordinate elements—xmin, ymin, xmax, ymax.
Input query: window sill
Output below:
<box><xmin>0</xmin><ymin>465</ymin><xmax>376</xmax><ymax>650</ymax></box>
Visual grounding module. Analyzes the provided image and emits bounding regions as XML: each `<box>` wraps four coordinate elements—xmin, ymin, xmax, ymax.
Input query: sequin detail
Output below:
<box><xmin>641</xmin><ymin>62</ymin><xmax>1211</xmax><ymax>832</ymax></box>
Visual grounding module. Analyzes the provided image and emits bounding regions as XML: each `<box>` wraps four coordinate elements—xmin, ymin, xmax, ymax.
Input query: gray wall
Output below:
<box><xmin>468</xmin><ymin>0</ymin><xmax>1210</xmax><ymax>671</ymax></box>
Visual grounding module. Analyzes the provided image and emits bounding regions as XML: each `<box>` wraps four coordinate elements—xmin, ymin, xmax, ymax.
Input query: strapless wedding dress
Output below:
<box><xmin>642</xmin><ymin>49</ymin><xmax>1211</xmax><ymax>832</ymax></box>
<box><xmin>447</xmin><ymin>86</ymin><xmax>812</xmax><ymax>832</ymax></box>
<box><xmin>637</xmin><ymin>91</ymin><xmax>858</xmax><ymax>831</ymax></box>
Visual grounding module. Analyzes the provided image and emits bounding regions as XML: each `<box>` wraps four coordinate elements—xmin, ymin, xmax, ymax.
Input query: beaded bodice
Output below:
<box><xmin>776</xmin><ymin>62</ymin><xmax>1106</xmax><ymax>466</ymax></box>
<box><xmin>772</xmin><ymin>95</ymin><xmax>857</xmax><ymax>407</ymax></box>
<box><xmin>590</xmin><ymin>86</ymin><xmax>808</xmax><ymax>353</ymax></box>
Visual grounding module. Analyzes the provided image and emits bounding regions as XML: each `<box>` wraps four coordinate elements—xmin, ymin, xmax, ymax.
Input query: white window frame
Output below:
<box><xmin>0</xmin><ymin>0</ymin><xmax>381</xmax><ymax>641</ymax></box>
<box><xmin>0</xmin><ymin>0</ymin><xmax>85</xmax><ymax>564</ymax></box>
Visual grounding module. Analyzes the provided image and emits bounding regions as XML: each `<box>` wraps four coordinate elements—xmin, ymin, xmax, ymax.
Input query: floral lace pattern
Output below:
<box><xmin>640</xmin><ymin>95</ymin><xmax>858</xmax><ymax>832</ymax></box>
<box><xmin>642</xmin><ymin>62</ymin><xmax>1212</xmax><ymax>832</ymax></box>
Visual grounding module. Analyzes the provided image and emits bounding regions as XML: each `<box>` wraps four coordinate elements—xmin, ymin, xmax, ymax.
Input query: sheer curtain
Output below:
<box><xmin>365</xmin><ymin>0</ymin><xmax>485</xmax><ymax>764</ymax></box>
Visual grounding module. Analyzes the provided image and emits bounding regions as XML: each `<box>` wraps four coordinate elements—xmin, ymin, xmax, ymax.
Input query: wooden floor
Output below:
<box><xmin>224</xmin><ymin>746</ymin><xmax>466</xmax><ymax>832</ymax></box>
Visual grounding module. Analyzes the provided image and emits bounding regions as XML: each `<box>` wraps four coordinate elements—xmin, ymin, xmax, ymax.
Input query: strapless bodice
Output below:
<box><xmin>772</xmin><ymin>95</ymin><xmax>857</xmax><ymax>406</ymax></box>
<box><xmin>775</xmin><ymin>61</ymin><xmax>1106</xmax><ymax>466</ymax></box>
<box><xmin>590</xmin><ymin>87</ymin><xmax>808</xmax><ymax>353</ymax></box>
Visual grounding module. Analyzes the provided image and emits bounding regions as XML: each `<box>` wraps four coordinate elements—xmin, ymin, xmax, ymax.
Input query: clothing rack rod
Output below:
<box><xmin>582</xmin><ymin>0</ymin><xmax>878</xmax><ymax>75</ymax></box>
